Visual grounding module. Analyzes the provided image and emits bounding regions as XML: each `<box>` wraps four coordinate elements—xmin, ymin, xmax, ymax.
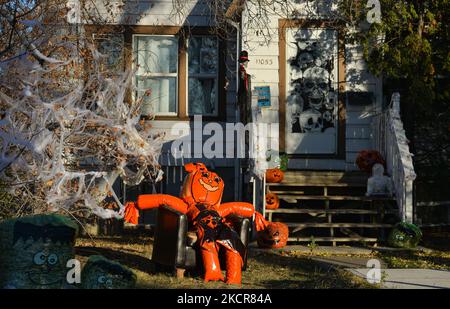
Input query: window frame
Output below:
<box><xmin>132</xmin><ymin>34</ymin><xmax>179</xmax><ymax>116</ymax></box>
<box><xmin>187</xmin><ymin>35</ymin><xmax>220</xmax><ymax>117</ymax></box>
<box><xmin>124</xmin><ymin>26</ymin><xmax>226</xmax><ymax>121</ymax></box>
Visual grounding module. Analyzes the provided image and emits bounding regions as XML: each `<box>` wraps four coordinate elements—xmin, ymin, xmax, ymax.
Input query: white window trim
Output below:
<box><xmin>132</xmin><ymin>34</ymin><xmax>179</xmax><ymax>116</ymax></box>
<box><xmin>186</xmin><ymin>35</ymin><xmax>219</xmax><ymax>117</ymax></box>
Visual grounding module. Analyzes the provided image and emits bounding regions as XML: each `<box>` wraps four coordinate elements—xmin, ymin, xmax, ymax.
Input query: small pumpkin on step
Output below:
<box><xmin>265</xmin><ymin>168</ymin><xmax>284</xmax><ymax>183</ymax></box>
<box><xmin>265</xmin><ymin>193</ymin><xmax>280</xmax><ymax>210</ymax></box>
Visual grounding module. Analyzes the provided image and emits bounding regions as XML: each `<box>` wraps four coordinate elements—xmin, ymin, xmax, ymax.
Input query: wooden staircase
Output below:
<box><xmin>264</xmin><ymin>171</ymin><xmax>399</xmax><ymax>246</ymax></box>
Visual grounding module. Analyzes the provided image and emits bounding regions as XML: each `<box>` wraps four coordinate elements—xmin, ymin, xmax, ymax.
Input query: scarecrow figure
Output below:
<box><xmin>123</xmin><ymin>162</ymin><xmax>285</xmax><ymax>285</ymax></box>
<box><xmin>238</xmin><ymin>50</ymin><xmax>252</xmax><ymax>123</ymax></box>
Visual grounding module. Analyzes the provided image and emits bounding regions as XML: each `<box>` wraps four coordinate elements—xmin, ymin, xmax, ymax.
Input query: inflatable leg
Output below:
<box><xmin>224</xmin><ymin>250</ymin><xmax>242</xmax><ymax>285</ymax></box>
<box><xmin>124</xmin><ymin>202</ymin><xmax>139</xmax><ymax>225</ymax></box>
<box><xmin>201</xmin><ymin>241</ymin><xmax>224</xmax><ymax>282</ymax></box>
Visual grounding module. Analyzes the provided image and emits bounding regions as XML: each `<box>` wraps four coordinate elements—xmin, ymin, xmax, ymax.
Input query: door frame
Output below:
<box><xmin>278</xmin><ymin>19</ymin><xmax>346</xmax><ymax>159</ymax></box>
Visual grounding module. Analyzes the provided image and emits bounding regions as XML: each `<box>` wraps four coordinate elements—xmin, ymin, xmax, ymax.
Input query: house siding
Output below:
<box><xmin>242</xmin><ymin>0</ymin><xmax>382</xmax><ymax>171</ymax></box>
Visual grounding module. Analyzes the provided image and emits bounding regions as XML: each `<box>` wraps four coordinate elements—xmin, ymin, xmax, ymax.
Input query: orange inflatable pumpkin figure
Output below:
<box><xmin>123</xmin><ymin>162</ymin><xmax>278</xmax><ymax>285</ymax></box>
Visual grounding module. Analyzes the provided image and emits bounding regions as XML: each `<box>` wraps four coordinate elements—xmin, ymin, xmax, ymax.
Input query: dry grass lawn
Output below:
<box><xmin>75</xmin><ymin>236</ymin><xmax>373</xmax><ymax>289</ymax></box>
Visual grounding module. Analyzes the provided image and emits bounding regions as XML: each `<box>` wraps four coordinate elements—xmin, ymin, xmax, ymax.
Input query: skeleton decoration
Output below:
<box><xmin>288</xmin><ymin>35</ymin><xmax>337</xmax><ymax>134</ymax></box>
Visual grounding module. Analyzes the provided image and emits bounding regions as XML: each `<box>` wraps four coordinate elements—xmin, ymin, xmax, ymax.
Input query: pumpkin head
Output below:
<box><xmin>266</xmin><ymin>168</ymin><xmax>284</xmax><ymax>183</ymax></box>
<box><xmin>181</xmin><ymin>163</ymin><xmax>224</xmax><ymax>208</ymax></box>
<box><xmin>265</xmin><ymin>193</ymin><xmax>279</xmax><ymax>210</ymax></box>
<box><xmin>355</xmin><ymin>150</ymin><xmax>385</xmax><ymax>173</ymax></box>
<box><xmin>257</xmin><ymin>222</ymin><xmax>289</xmax><ymax>249</ymax></box>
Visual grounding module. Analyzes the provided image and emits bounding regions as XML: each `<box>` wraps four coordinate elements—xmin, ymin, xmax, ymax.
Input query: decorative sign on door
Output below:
<box><xmin>285</xmin><ymin>28</ymin><xmax>339</xmax><ymax>155</ymax></box>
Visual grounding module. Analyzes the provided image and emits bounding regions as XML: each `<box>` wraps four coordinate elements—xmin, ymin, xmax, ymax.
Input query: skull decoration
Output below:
<box><xmin>299</xmin><ymin>109</ymin><xmax>322</xmax><ymax>132</ymax></box>
<box><xmin>296</xmin><ymin>52</ymin><xmax>314</xmax><ymax>70</ymax></box>
<box><xmin>323</xmin><ymin>110</ymin><xmax>333</xmax><ymax>123</ymax></box>
<box><xmin>302</xmin><ymin>67</ymin><xmax>330</xmax><ymax>111</ymax></box>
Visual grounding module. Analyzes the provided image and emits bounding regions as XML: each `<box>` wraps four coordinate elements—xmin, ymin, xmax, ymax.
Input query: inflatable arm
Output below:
<box><xmin>219</xmin><ymin>202</ymin><xmax>269</xmax><ymax>232</ymax></box>
<box><xmin>123</xmin><ymin>194</ymin><xmax>188</xmax><ymax>225</ymax></box>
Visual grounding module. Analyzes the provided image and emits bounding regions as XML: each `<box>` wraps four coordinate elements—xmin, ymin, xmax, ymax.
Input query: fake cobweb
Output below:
<box><xmin>0</xmin><ymin>40</ymin><xmax>164</xmax><ymax>219</ymax></box>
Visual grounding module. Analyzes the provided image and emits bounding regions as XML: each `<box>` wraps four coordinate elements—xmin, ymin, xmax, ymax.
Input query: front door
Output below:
<box><xmin>284</xmin><ymin>28</ymin><xmax>339</xmax><ymax>155</ymax></box>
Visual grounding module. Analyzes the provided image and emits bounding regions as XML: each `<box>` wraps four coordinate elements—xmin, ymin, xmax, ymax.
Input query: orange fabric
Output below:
<box><xmin>137</xmin><ymin>194</ymin><xmax>188</xmax><ymax>214</ymax></box>
<box><xmin>124</xmin><ymin>202</ymin><xmax>139</xmax><ymax>225</ymax></box>
<box><xmin>224</xmin><ymin>250</ymin><xmax>242</xmax><ymax>285</ymax></box>
<box><xmin>201</xmin><ymin>241</ymin><xmax>224</xmax><ymax>282</ymax></box>
<box><xmin>218</xmin><ymin>202</ymin><xmax>255</xmax><ymax>218</ymax></box>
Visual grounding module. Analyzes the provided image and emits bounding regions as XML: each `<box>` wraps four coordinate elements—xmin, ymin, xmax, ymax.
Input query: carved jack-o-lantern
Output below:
<box><xmin>266</xmin><ymin>168</ymin><xmax>284</xmax><ymax>183</ymax></box>
<box><xmin>355</xmin><ymin>150</ymin><xmax>385</xmax><ymax>174</ymax></box>
<box><xmin>181</xmin><ymin>162</ymin><xmax>224</xmax><ymax>208</ymax></box>
<box><xmin>257</xmin><ymin>222</ymin><xmax>289</xmax><ymax>249</ymax></box>
<box><xmin>265</xmin><ymin>193</ymin><xmax>280</xmax><ymax>210</ymax></box>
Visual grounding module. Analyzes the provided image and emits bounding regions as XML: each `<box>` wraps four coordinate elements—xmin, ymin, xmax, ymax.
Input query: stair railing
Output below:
<box><xmin>374</xmin><ymin>93</ymin><xmax>417</xmax><ymax>223</ymax></box>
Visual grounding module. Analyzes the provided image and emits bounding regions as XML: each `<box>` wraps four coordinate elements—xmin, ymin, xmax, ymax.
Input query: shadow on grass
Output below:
<box><xmin>74</xmin><ymin>237</ymin><xmax>374</xmax><ymax>289</ymax></box>
<box><xmin>75</xmin><ymin>245</ymin><xmax>155</xmax><ymax>274</ymax></box>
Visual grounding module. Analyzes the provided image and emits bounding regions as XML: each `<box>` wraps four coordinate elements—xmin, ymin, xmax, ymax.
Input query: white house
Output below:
<box><xmin>75</xmin><ymin>0</ymin><xmax>416</xmax><ymax>244</ymax></box>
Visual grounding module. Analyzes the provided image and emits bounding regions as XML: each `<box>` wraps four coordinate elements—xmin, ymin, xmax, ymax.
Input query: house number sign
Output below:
<box><xmin>254</xmin><ymin>58</ymin><xmax>273</xmax><ymax>66</ymax></box>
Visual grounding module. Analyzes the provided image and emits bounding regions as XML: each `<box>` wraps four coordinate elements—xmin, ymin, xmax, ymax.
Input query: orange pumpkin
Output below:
<box><xmin>257</xmin><ymin>222</ymin><xmax>289</xmax><ymax>249</ymax></box>
<box><xmin>265</xmin><ymin>193</ymin><xmax>279</xmax><ymax>210</ymax></box>
<box><xmin>181</xmin><ymin>162</ymin><xmax>224</xmax><ymax>208</ymax></box>
<box><xmin>266</xmin><ymin>168</ymin><xmax>284</xmax><ymax>183</ymax></box>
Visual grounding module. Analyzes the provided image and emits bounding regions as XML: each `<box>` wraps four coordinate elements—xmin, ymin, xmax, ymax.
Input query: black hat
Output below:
<box><xmin>239</xmin><ymin>50</ymin><xmax>249</xmax><ymax>63</ymax></box>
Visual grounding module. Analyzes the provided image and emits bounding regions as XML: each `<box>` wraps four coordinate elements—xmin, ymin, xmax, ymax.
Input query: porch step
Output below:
<box><xmin>264</xmin><ymin>170</ymin><xmax>399</xmax><ymax>246</ymax></box>
<box><xmin>268</xmin><ymin>182</ymin><xmax>366</xmax><ymax>187</ymax></box>
<box><xmin>266</xmin><ymin>209</ymin><xmax>397</xmax><ymax>215</ymax></box>
<box><xmin>269</xmin><ymin>171</ymin><xmax>369</xmax><ymax>187</ymax></box>
<box><xmin>285</xmin><ymin>223</ymin><xmax>393</xmax><ymax>228</ymax></box>
<box><xmin>277</xmin><ymin>195</ymin><xmax>395</xmax><ymax>202</ymax></box>
<box><xmin>288</xmin><ymin>237</ymin><xmax>378</xmax><ymax>243</ymax></box>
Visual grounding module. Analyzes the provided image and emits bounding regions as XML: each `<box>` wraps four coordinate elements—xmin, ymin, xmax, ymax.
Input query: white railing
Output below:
<box><xmin>374</xmin><ymin>93</ymin><xmax>417</xmax><ymax>223</ymax></box>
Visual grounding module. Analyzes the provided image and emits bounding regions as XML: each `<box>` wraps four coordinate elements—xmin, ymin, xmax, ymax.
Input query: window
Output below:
<box><xmin>188</xmin><ymin>36</ymin><xmax>219</xmax><ymax>116</ymax></box>
<box><xmin>127</xmin><ymin>28</ymin><xmax>224</xmax><ymax>119</ymax></box>
<box><xmin>93</xmin><ymin>33</ymin><xmax>124</xmax><ymax>74</ymax></box>
<box><xmin>133</xmin><ymin>35</ymin><xmax>178</xmax><ymax>116</ymax></box>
